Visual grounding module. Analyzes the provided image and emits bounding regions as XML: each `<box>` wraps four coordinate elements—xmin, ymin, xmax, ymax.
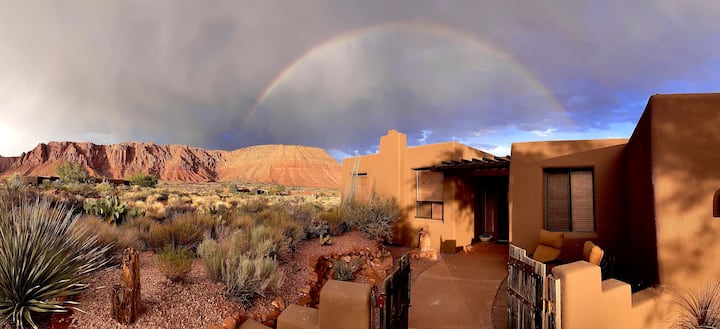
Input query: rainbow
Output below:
<box><xmin>244</xmin><ymin>21</ymin><xmax>567</xmax><ymax>128</ymax></box>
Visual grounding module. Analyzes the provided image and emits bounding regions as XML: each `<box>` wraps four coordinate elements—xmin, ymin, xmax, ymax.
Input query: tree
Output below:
<box><xmin>127</xmin><ymin>172</ymin><xmax>158</xmax><ymax>188</ymax></box>
<box><xmin>55</xmin><ymin>161</ymin><xmax>90</xmax><ymax>183</ymax></box>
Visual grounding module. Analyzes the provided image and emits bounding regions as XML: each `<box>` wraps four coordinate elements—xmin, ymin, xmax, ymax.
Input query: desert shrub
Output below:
<box><xmin>4</xmin><ymin>173</ymin><xmax>24</xmax><ymax>190</ymax></box>
<box><xmin>0</xmin><ymin>199</ymin><xmax>111</xmax><ymax>328</ymax></box>
<box><xmin>198</xmin><ymin>225</ymin><xmax>285</xmax><ymax>307</ymax></box>
<box><xmin>73</xmin><ymin>215</ymin><xmax>143</xmax><ymax>263</ymax></box>
<box><xmin>144</xmin><ymin>201</ymin><xmax>167</xmax><ymax>220</ymax></box>
<box><xmin>333</xmin><ymin>257</ymin><xmax>363</xmax><ymax>281</ymax></box>
<box><xmin>319</xmin><ymin>205</ymin><xmax>350</xmax><ymax>236</ymax></box>
<box><xmin>287</xmin><ymin>203</ymin><xmax>326</xmax><ymax>238</ymax></box>
<box><xmin>166</xmin><ymin>214</ymin><xmax>208</xmax><ymax>250</ymax></box>
<box><xmin>156</xmin><ymin>246</ymin><xmax>194</xmax><ymax>283</ymax></box>
<box><xmin>94</xmin><ymin>180</ymin><xmax>114</xmax><ymax>195</ymax></box>
<box><xmin>255</xmin><ymin>207</ymin><xmax>305</xmax><ymax>257</ymax></box>
<box><xmin>345</xmin><ymin>193</ymin><xmax>401</xmax><ymax>242</ymax></box>
<box><xmin>239</xmin><ymin>198</ymin><xmax>268</xmax><ymax>213</ymax></box>
<box><xmin>670</xmin><ymin>281</ymin><xmax>720</xmax><ymax>329</ymax></box>
<box><xmin>197</xmin><ymin>239</ymin><xmax>224</xmax><ymax>281</ymax></box>
<box><xmin>141</xmin><ymin>214</ymin><xmax>207</xmax><ymax>251</ymax></box>
<box><xmin>55</xmin><ymin>160</ymin><xmax>90</xmax><ymax>183</ymax></box>
<box><xmin>127</xmin><ymin>172</ymin><xmax>158</xmax><ymax>188</ymax></box>
<box><xmin>222</xmin><ymin>255</ymin><xmax>284</xmax><ymax>307</ymax></box>
<box><xmin>144</xmin><ymin>221</ymin><xmax>174</xmax><ymax>251</ymax></box>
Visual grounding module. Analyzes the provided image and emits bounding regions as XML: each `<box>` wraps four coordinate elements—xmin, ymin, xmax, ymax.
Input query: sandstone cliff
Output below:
<box><xmin>0</xmin><ymin>156</ymin><xmax>17</xmax><ymax>173</ymax></box>
<box><xmin>1</xmin><ymin>142</ymin><xmax>341</xmax><ymax>188</ymax></box>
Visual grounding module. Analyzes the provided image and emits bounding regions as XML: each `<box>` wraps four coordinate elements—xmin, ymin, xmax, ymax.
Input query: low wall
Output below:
<box><xmin>552</xmin><ymin>261</ymin><xmax>663</xmax><ymax>329</ymax></box>
<box><xmin>278</xmin><ymin>280</ymin><xmax>372</xmax><ymax>329</ymax></box>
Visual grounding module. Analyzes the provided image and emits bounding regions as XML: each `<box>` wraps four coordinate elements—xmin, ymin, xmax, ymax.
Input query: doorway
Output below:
<box><xmin>474</xmin><ymin>176</ymin><xmax>509</xmax><ymax>242</ymax></box>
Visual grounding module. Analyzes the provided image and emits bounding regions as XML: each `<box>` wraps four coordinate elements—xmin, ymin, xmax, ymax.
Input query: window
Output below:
<box><xmin>545</xmin><ymin>169</ymin><xmax>595</xmax><ymax>232</ymax></box>
<box><xmin>352</xmin><ymin>173</ymin><xmax>368</xmax><ymax>202</ymax></box>
<box><xmin>416</xmin><ymin>170</ymin><xmax>443</xmax><ymax>219</ymax></box>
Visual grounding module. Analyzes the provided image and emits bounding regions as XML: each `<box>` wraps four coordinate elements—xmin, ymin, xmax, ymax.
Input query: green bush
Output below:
<box><xmin>55</xmin><ymin>161</ymin><xmax>90</xmax><ymax>183</ymax></box>
<box><xmin>127</xmin><ymin>172</ymin><xmax>158</xmax><ymax>188</ymax></box>
<box><xmin>333</xmin><ymin>257</ymin><xmax>363</xmax><ymax>281</ymax></box>
<box><xmin>0</xmin><ymin>199</ymin><xmax>110</xmax><ymax>328</ymax></box>
<box><xmin>156</xmin><ymin>246</ymin><xmax>194</xmax><ymax>283</ymax></box>
<box><xmin>345</xmin><ymin>193</ymin><xmax>401</xmax><ymax>242</ymax></box>
<box><xmin>83</xmin><ymin>196</ymin><xmax>128</xmax><ymax>225</ymax></box>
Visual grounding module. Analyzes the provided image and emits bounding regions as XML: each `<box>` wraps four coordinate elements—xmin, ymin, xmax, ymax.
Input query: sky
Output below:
<box><xmin>1</xmin><ymin>1</ymin><xmax>719</xmax><ymax>161</ymax></box>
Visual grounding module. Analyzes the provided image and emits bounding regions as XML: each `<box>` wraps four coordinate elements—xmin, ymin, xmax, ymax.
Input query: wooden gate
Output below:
<box><xmin>379</xmin><ymin>252</ymin><xmax>411</xmax><ymax>329</ymax></box>
<box><xmin>507</xmin><ymin>244</ymin><xmax>561</xmax><ymax>329</ymax></box>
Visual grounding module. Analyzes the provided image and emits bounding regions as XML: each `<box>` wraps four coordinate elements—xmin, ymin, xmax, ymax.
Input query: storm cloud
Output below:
<box><xmin>1</xmin><ymin>0</ymin><xmax>718</xmax><ymax>158</ymax></box>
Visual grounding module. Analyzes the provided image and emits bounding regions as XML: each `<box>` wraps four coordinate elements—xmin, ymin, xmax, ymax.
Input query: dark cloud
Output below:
<box><xmin>1</xmin><ymin>0</ymin><xmax>718</xmax><ymax>158</ymax></box>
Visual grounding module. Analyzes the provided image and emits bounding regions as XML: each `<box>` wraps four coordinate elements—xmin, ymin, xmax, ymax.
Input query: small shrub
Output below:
<box><xmin>222</xmin><ymin>255</ymin><xmax>284</xmax><ymax>307</ymax></box>
<box><xmin>319</xmin><ymin>233</ymin><xmax>333</xmax><ymax>246</ymax></box>
<box><xmin>74</xmin><ymin>215</ymin><xmax>143</xmax><ymax>263</ymax></box>
<box><xmin>156</xmin><ymin>246</ymin><xmax>194</xmax><ymax>283</ymax></box>
<box><xmin>333</xmin><ymin>257</ymin><xmax>363</xmax><ymax>281</ymax></box>
<box><xmin>167</xmin><ymin>214</ymin><xmax>207</xmax><ymax>250</ymax></box>
<box><xmin>670</xmin><ymin>281</ymin><xmax>720</xmax><ymax>329</ymax></box>
<box><xmin>197</xmin><ymin>239</ymin><xmax>224</xmax><ymax>281</ymax></box>
<box><xmin>320</xmin><ymin>205</ymin><xmax>350</xmax><ymax>236</ymax></box>
<box><xmin>345</xmin><ymin>193</ymin><xmax>401</xmax><ymax>242</ymax></box>
<box><xmin>144</xmin><ymin>221</ymin><xmax>174</xmax><ymax>251</ymax></box>
<box><xmin>4</xmin><ymin>173</ymin><xmax>24</xmax><ymax>189</ymax></box>
<box><xmin>127</xmin><ymin>172</ymin><xmax>158</xmax><ymax>188</ymax></box>
<box><xmin>94</xmin><ymin>180</ymin><xmax>114</xmax><ymax>194</ymax></box>
<box><xmin>55</xmin><ymin>160</ymin><xmax>90</xmax><ymax>183</ymax></box>
<box><xmin>0</xmin><ymin>199</ymin><xmax>110</xmax><ymax>328</ymax></box>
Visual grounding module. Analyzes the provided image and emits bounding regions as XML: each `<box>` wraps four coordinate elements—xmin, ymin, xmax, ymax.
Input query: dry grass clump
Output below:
<box><xmin>73</xmin><ymin>215</ymin><xmax>143</xmax><ymax>262</ymax></box>
<box><xmin>155</xmin><ymin>246</ymin><xmax>194</xmax><ymax>283</ymax></box>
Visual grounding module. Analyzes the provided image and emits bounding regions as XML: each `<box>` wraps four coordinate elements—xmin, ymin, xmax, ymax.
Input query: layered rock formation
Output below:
<box><xmin>1</xmin><ymin>142</ymin><xmax>341</xmax><ymax>188</ymax></box>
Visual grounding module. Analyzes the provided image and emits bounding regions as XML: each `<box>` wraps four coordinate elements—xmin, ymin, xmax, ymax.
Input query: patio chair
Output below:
<box><xmin>583</xmin><ymin>241</ymin><xmax>604</xmax><ymax>266</ymax></box>
<box><xmin>531</xmin><ymin>229</ymin><xmax>564</xmax><ymax>264</ymax></box>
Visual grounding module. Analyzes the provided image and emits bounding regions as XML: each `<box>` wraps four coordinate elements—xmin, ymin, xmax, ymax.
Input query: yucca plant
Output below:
<box><xmin>670</xmin><ymin>281</ymin><xmax>720</xmax><ymax>329</ymax></box>
<box><xmin>0</xmin><ymin>199</ymin><xmax>111</xmax><ymax>328</ymax></box>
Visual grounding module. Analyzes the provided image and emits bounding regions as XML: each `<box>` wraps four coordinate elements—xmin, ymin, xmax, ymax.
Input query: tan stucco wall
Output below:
<box><xmin>508</xmin><ymin>139</ymin><xmax>628</xmax><ymax>261</ymax></box>
<box><xmin>552</xmin><ymin>261</ymin><xmax>663</xmax><ymax>329</ymax></box>
<box><xmin>646</xmin><ymin>94</ymin><xmax>720</xmax><ymax>287</ymax></box>
<box><xmin>340</xmin><ymin>130</ymin><xmax>492</xmax><ymax>248</ymax></box>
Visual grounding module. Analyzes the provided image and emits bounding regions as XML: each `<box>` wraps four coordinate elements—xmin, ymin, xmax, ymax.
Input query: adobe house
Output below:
<box><xmin>509</xmin><ymin>93</ymin><xmax>720</xmax><ymax>289</ymax></box>
<box><xmin>344</xmin><ymin>93</ymin><xmax>720</xmax><ymax>291</ymax></box>
<box><xmin>340</xmin><ymin>129</ymin><xmax>510</xmax><ymax>249</ymax></box>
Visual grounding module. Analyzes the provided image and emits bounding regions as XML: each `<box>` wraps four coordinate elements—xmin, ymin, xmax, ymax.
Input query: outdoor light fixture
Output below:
<box><xmin>714</xmin><ymin>189</ymin><xmax>720</xmax><ymax>218</ymax></box>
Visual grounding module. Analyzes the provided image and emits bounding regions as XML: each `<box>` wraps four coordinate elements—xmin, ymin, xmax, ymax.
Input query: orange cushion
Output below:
<box><xmin>588</xmin><ymin>246</ymin><xmax>604</xmax><ymax>265</ymax></box>
<box><xmin>532</xmin><ymin>245</ymin><xmax>562</xmax><ymax>263</ymax></box>
<box><xmin>583</xmin><ymin>241</ymin><xmax>595</xmax><ymax>260</ymax></box>
<box><xmin>538</xmin><ymin>229</ymin><xmax>564</xmax><ymax>249</ymax></box>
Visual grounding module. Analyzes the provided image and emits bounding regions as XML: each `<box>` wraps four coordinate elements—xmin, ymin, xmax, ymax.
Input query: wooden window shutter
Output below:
<box><xmin>417</xmin><ymin>171</ymin><xmax>443</xmax><ymax>202</ymax></box>
<box><xmin>570</xmin><ymin>171</ymin><xmax>594</xmax><ymax>231</ymax></box>
<box><xmin>546</xmin><ymin>172</ymin><xmax>570</xmax><ymax>231</ymax></box>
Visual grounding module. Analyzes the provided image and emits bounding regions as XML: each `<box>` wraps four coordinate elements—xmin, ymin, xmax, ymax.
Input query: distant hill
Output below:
<box><xmin>0</xmin><ymin>142</ymin><xmax>341</xmax><ymax>188</ymax></box>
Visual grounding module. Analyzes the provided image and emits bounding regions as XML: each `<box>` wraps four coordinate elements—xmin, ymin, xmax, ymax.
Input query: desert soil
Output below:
<box><xmin>69</xmin><ymin>231</ymin><xmax>384</xmax><ymax>329</ymax></box>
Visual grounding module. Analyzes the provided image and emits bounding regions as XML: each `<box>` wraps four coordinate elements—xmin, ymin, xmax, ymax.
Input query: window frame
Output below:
<box><xmin>415</xmin><ymin>170</ymin><xmax>444</xmax><ymax>220</ymax></box>
<box><xmin>544</xmin><ymin>168</ymin><xmax>596</xmax><ymax>232</ymax></box>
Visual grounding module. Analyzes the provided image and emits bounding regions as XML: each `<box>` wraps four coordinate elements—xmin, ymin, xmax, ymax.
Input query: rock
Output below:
<box><xmin>207</xmin><ymin>325</ymin><xmax>224</xmax><ymax>329</ymax></box>
<box><xmin>299</xmin><ymin>286</ymin><xmax>311</xmax><ymax>295</ymax></box>
<box><xmin>271</xmin><ymin>297</ymin><xmax>286</xmax><ymax>311</ymax></box>
<box><xmin>223</xmin><ymin>317</ymin><xmax>237</xmax><ymax>329</ymax></box>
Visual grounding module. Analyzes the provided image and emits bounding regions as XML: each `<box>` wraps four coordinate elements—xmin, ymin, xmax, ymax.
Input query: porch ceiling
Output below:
<box><xmin>414</xmin><ymin>156</ymin><xmax>511</xmax><ymax>175</ymax></box>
